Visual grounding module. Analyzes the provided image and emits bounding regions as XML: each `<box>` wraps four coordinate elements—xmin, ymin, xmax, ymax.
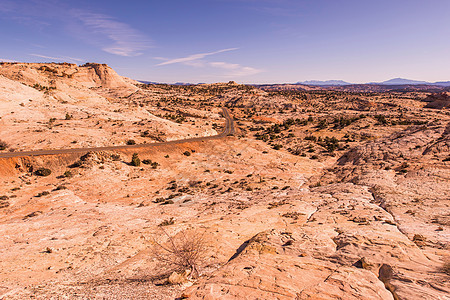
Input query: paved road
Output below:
<box><xmin>0</xmin><ymin>107</ymin><xmax>235</xmax><ymax>158</ymax></box>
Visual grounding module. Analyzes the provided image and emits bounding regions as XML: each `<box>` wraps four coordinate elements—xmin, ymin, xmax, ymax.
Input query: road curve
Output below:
<box><xmin>0</xmin><ymin>107</ymin><xmax>235</xmax><ymax>158</ymax></box>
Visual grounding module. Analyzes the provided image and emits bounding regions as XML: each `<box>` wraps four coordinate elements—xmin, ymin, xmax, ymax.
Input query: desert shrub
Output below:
<box><xmin>32</xmin><ymin>83</ymin><xmax>55</xmax><ymax>93</ymax></box>
<box><xmin>282</xmin><ymin>212</ymin><xmax>301</xmax><ymax>220</ymax></box>
<box><xmin>268</xmin><ymin>200</ymin><xmax>288</xmax><ymax>209</ymax></box>
<box><xmin>68</xmin><ymin>161</ymin><xmax>81</xmax><ymax>168</ymax></box>
<box><xmin>142</xmin><ymin>159</ymin><xmax>160</xmax><ymax>169</ymax></box>
<box><xmin>442</xmin><ymin>262</ymin><xmax>450</xmax><ymax>275</ymax></box>
<box><xmin>183</xmin><ymin>151</ymin><xmax>191</xmax><ymax>156</ymax></box>
<box><xmin>153</xmin><ymin>228</ymin><xmax>206</xmax><ymax>278</ymax></box>
<box><xmin>318</xmin><ymin>136</ymin><xmax>339</xmax><ymax>152</ymax></box>
<box><xmin>36</xmin><ymin>191</ymin><xmax>50</xmax><ymax>197</ymax></box>
<box><xmin>142</xmin><ymin>159</ymin><xmax>152</xmax><ymax>165</ymax></box>
<box><xmin>374</xmin><ymin>115</ymin><xmax>388</xmax><ymax>125</ymax></box>
<box><xmin>305</xmin><ymin>135</ymin><xmax>317</xmax><ymax>142</ymax></box>
<box><xmin>38</xmin><ymin>66</ymin><xmax>57</xmax><ymax>73</ymax></box>
<box><xmin>126</xmin><ymin>139</ymin><xmax>136</xmax><ymax>145</ymax></box>
<box><xmin>255</xmin><ymin>133</ymin><xmax>269</xmax><ymax>142</ymax></box>
<box><xmin>140</xmin><ymin>130</ymin><xmax>151</xmax><ymax>137</ymax></box>
<box><xmin>0</xmin><ymin>197</ymin><xmax>10</xmax><ymax>208</ymax></box>
<box><xmin>0</xmin><ymin>140</ymin><xmax>7</xmax><ymax>150</ymax></box>
<box><xmin>65</xmin><ymin>113</ymin><xmax>73</xmax><ymax>120</ymax></box>
<box><xmin>317</xmin><ymin>119</ymin><xmax>328</xmax><ymax>129</ymax></box>
<box><xmin>272</xmin><ymin>144</ymin><xmax>282</xmax><ymax>150</ymax></box>
<box><xmin>63</xmin><ymin>170</ymin><xmax>73</xmax><ymax>178</ymax></box>
<box><xmin>333</xmin><ymin>116</ymin><xmax>361</xmax><ymax>129</ymax></box>
<box><xmin>130</xmin><ymin>153</ymin><xmax>141</xmax><ymax>167</ymax></box>
<box><xmin>35</xmin><ymin>168</ymin><xmax>52</xmax><ymax>176</ymax></box>
<box><xmin>154</xmin><ymin>197</ymin><xmax>165</xmax><ymax>203</ymax></box>
<box><xmin>268</xmin><ymin>124</ymin><xmax>281</xmax><ymax>134</ymax></box>
<box><xmin>159</xmin><ymin>217</ymin><xmax>175</xmax><ymax>227</ymax></box>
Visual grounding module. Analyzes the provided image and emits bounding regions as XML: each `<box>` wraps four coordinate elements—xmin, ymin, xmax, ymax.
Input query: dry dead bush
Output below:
<box><xmin>153</xmin><ymin>228</ymin><xmax>207</xmax><ymax>278</ymax></box>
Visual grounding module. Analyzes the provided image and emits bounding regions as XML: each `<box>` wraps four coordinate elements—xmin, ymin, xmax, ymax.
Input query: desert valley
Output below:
<box><xmin>0</xmin><ymin>62</ymin><xmax>448</xmax><ymax>299</ymax></box>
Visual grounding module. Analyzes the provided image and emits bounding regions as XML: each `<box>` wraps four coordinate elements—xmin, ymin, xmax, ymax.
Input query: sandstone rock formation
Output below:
<box><xmin>0</xmin><ymin>64</ymin><xmax>448</xmax><ymax>299</ymax></box>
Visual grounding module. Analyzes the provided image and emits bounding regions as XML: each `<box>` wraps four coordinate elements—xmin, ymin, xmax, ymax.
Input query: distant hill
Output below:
<box><xmin>295</xmin><ymin>78</ymin><xmax>450</xmax><ymax>87</ymax></box>
<box><xmin>140</xmin><ymin>78</ymin><xmax>450</xmax><ymax>88</ymax></box>
<box><xmin>377</xmin><ymin>78</ymin><xmax>450</xmax><ymax>86</ymax></box>
<box><xmin>138</xmin><ymin>80</ymin><xmax>195</xmax><ymax>85</ymax></box>
<box><xmin>139</xmin><ymin>80</ymin><xmax>159</xmax><ymax>85</ymax></box>
<box><xmin>433</xmin><ymin>81</ymin><xmax>450</xmax><ymax>87</ymax></box>
<box><xmin>379</xmin><ymin>78</ymin><xmax>429</xmax><ymax>85</ymax></box>
<box><xmin>299</xmin><ymin>80</ymin><xmax>351</xmax><ymax>86</ymax></box>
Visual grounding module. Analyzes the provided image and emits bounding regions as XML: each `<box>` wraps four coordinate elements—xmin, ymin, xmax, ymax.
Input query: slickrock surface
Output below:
<box><xmin>0</xmin><ymin>63</ymin><xmax>448</xmax><ymax>299</ymax></box>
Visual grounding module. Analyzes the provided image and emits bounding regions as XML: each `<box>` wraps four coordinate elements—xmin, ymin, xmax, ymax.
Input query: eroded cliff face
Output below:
<box><xmin>0</xmin><ymin>63</ymin><xmax>219</xmax><ymax>153</ymax></box>
<box><xmin>0</xmin><ymin>62</ymin><xmax>136</xmax><ymax>89</ymax></box>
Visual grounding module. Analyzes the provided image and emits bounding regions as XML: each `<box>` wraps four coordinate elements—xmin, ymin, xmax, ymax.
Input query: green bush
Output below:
<box><xmin>272</xmin><ymin>144</ymin><xmax>282</xmax><ymax>150</ymax></box>
<box><xmin>35</xmin><ymin>168</ymin><xmax>52</xmax><ymax>176</ymax></box>
<box><xmin>0</xmin><ymin>140</ymin><xmax>7</xmax><ymax>150</ymax></box>
<box><xmin>318</xmin><ymin>136</ymin><xmax>339</xmax><ymax>152</ymax></box>
<box><xmin>374</xmin><ymin>115</ymin><xmax>388</xmax><ymax>125</ymax></box>
<box><xmin>36</xmin><ymin>191</ymin><xmax>50</xmax><ymax>197</ymax></box>
<box><xmin>130</xmin><ymin>153</ymin><xmax>141</xmax><ymax>167</ymax></box>
<box><xmin>317</xmin><ymin>119</ymin><xmax>328</xmax><ymax>129</ymax></box>
<box><xmin>142</xmin><ymin>159</ymin><xmax>160</xmax><ymax>169</ymax></box>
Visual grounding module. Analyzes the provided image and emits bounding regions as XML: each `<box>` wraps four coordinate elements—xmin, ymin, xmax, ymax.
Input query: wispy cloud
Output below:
<box><xmin>156</xmin><ymin>48</ymin><xmax>238</xmax><ymax>66</ymax></box>
<box><xmin>30</xmin><ymin>53</ymin><xmax>84</xmax><ymax>63</ymax></box>
<box><xmin>0</xmin><ymin>1</ymin><xmax>152</xmax><ymax>57</ymax></box>
<box><xmin>73</xmin><ymin>11</ymin><xmax>152</xmax><ymax>57</ymax></box>
<box><xmin>209</xmin><ymin>61</ymin><xmax>263</xmax><ymax>77</ymax></box>
<box><xmin>0</xmin><ymin>1</ymin><xmax>14</xmax><ymax>12</ymax></box>
<box><xmin>0</xmin><ymin>58</ymin><xmax>17</xmax><ymax>63</ymax></box>
<box><xmin>156</xmin><ymin>47</ymin><xmax>262</xmax><ymax>77</ymax></box>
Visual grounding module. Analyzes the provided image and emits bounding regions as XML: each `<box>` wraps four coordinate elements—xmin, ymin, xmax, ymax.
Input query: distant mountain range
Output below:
<box><xmin>378</xmin><ymin>78</ymin><xmax>429</xmax><ymax>85</ymax></box>
<box><xmin>299</xmin><ymin>78</ymin><xmax>450</xmax><ymax>87</ymax></box>
<box><xmin>139</xmin><ymin>80</ymin><xmax>196</xmax><ymax>85</ymax></box>
<box><xmin>299</xmin><ymin>80</ymin><xmax>351</xmax><ymax>86</ymax></box>
<box><xmin>140</xmin><ymin>78</ymin><xmax>450</xmax><ymax>87</ymax></box>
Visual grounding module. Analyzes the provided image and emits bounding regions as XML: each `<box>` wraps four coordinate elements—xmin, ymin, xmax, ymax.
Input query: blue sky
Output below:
<box><xmin>0</xmin><ymin>0</ymin><xmax>449</xmax><ymax>83</ymax></box>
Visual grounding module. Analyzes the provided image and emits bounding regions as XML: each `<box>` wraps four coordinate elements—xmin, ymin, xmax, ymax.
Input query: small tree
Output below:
<box><xmin>130</xmin><ymin>153</ymin><xmax>141</xmax><ymax>167</ymax></box>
